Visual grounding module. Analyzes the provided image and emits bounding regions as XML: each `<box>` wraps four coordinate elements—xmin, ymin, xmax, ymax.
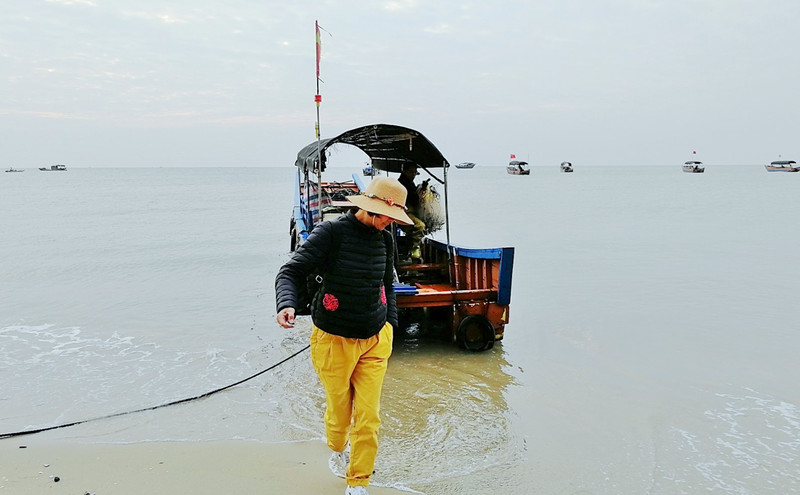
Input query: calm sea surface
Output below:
<box><xmin>1</xmin><ymin>165</ymin><xmax>799</xmax><ymax>494</ymax></box>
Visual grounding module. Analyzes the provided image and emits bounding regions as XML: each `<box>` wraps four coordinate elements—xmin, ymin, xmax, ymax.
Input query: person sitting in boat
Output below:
<box><xmin>398</xmin><ymin>163</ymin><xmax>426</xmax><ymax>262</ymax></box>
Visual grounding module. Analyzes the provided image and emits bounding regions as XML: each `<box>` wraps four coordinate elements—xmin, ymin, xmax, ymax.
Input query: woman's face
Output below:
<box><xmin>369</xmin><ymin>212</ymin><xmax>395</xmax><ymax>231</ymax></box>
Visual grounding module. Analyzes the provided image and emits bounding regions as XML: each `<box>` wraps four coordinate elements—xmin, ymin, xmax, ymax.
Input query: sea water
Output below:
<box><xmin>1</xmin><ymin>165</ymin><xmax>799</xmax><ymax>494</ymax></box>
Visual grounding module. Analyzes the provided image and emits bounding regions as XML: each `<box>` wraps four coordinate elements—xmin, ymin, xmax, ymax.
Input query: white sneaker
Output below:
<box><xmin>345</xmin><ymin>486</ymin><xmax>368</xmax><ymax>495</ymax></box>
<box><xmin>328</xmin><ymin>443</ymin><xmax>350</xmax><ymax>478</ymax></box>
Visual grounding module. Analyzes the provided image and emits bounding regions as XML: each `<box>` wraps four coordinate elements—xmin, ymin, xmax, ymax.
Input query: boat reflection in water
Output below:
<box><xmin>380</xmin><ymin>338</ymin><xmax>522</xmax><ymax>491</ymax></box>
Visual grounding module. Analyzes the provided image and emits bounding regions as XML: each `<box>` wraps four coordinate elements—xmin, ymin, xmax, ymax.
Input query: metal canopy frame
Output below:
<box><xmin>295</xmin><ymin>123</ymin><xmax>451</xmax><ymax>178</ymax></box>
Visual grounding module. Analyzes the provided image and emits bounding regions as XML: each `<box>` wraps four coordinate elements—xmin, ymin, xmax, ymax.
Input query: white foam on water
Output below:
<box><xmin>660</xmin><ymin>388</ymin><xmax>800</xmax><ymax>494</ymax></box>
<box><xmin>0</xmin><ymin>322</ymin><xmax>261</xmax><ymax>436</ymax></box>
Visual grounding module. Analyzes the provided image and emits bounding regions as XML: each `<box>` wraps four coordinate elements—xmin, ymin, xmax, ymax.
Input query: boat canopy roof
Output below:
<box><xmin>685</xmin><ymin>161</ymin><xmax>702</xmax><ymax>165</ymax></box>
<box><xmin>770</xmin><ymin>160</ymin><xmax>796</xmax><ymax>165</ymax></box>
<box><xmin>509</xmin><ymin>160</ymin><xmax>528</xmax><ymax>166</ymax></box>
<box><xmin>294</xmin><ymin>123</ymin><xmax>450</xmax><ymax>174</ymax></box>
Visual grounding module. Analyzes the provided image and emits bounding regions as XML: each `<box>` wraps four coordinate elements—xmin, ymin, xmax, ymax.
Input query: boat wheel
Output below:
<box><xmin>456</xmin><ymin>315</ymin><xmax>495</xmax><ymax>351</ymax></box>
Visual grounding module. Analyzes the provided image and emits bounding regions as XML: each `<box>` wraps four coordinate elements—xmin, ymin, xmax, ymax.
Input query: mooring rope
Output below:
<box><xmin>0</xmin><ymin>344</ymin><xmax>311</xmax><ymax>440</ymax></box>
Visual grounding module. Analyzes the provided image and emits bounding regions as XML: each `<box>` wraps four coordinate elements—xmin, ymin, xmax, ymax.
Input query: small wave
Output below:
<box><xmin>665</xmin><ymin>387</ymin><xmax>800</xmax><ymax>493</ymax></box>
<box><xmin>0</xmin><ymin>323</ymin><xmax>256</xmax><ymax>434</ymax></box>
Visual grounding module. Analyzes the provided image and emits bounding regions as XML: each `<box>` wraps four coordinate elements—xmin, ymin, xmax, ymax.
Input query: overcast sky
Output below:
<box><xmin>2</xmin><ymin>0</ymin><xmax>798</xmax><ymax>168</ymax></box>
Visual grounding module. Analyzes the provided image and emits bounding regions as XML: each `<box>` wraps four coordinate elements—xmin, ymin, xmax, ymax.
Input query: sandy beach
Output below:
<box><xmin>1</xmin><ymin>439</ymin><xmax>410</xmax><ymax>495</ymax></box>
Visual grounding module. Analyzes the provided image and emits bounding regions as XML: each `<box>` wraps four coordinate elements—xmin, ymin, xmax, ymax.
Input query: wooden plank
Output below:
<box><xmin>396</xmin><ymin>263</ymin><xmax>448</xmax><ymax>272</ymax></box>
<box><xmin>396</xmin><ymin>284</ymin><xmax>497</xmax><ymax>308</ymax></box>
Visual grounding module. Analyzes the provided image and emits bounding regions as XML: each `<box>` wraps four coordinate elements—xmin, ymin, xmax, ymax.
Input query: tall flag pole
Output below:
<box><xmin>314</xmin><ymin>20</ymin><xmax>324</xmax><ymax>225</ymax></box>
<box><xmin>315</xmin><ymin>20</ymin><xmax>322</xmax><ymax>140</ymax></box>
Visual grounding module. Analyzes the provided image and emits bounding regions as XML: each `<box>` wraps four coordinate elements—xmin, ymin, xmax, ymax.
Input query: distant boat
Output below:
<box><xmin>507</xmin><ymin>160</ymin><xmax>530</xmax><ymax>175</ymax></box>
<box><xmin>455</xmin><ymin>162</ymin><xmax>475</xmax><ymax>169</ymax></box>
<box><xmin>5</xmin><ymin>167</ymin><xmax>24</xmax><ymax>172</ymax></box>
<box><xmin>363</xmin><ymin>162</ymin><xmax>385</xmax><ymax>176</ymax></box>
<box><xmin>560</xmin><ymin>161</ymin><xmax>573</xmax><ymax>173</ymax></box>
<box><xmin>765</xmin><ymin>160</ymin><xmax>799</xmax><ymax>172</ymax></box>
<box><xmin>39</xmin><ymin>164</ymin><xmax>67</xmax><ymax>171</ymax></box>
<box><xmin>682</xmin><ymin>161</ymin><xmax>705</xmax><ymax>173</ymax></box>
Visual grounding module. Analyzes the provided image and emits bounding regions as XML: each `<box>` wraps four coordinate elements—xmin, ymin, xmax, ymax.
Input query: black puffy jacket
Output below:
<box><xmin>275</xmin><ymin>210</ymin><xmax>398</xmax><ymax>339</ymax></box>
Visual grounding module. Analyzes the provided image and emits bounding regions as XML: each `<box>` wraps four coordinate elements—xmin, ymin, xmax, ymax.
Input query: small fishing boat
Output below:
<box><xmin>455</xmin><ymin>162</ymin><xmax>475</xmax><ymax>169</ymax></box>
<box><xmin>290</xmin><ymin>123</ymin><xmax>515</xmax><ymax>351</ymax></box>
<box><xmin>560</xmin><ymin>161</ymin><xmax>573</xmax><ymax>173</ymax></box>
<box><xmin>682</xmin><ymin>161</ymin><xmax>705</xmax><ymax>173</ymax></box>
<box><xmin>5</xmin><ymin>167</ymin><xmax>24</xmax><ymax>172</ymax></box>
<box><xmin>39</xmin><ymin>164</ymin><xmax>67</xmax><ymax>171</ymax></box>
<box><xmin>506</xmin><ymin>160</ymin><xmax>530</xmax><ymax>175</ymax></box>
<box><xmin>765</xmin><ymin>160</ymin><xmax>799</xmax><ymax>172</ymax></box>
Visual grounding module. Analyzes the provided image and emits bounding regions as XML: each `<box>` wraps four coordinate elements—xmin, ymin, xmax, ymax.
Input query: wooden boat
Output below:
<box><xmin>682</xmin><ymin>161</ymin><xmax>705</xmax><ymax>173</ymax></box>
<box><xmin>560</xmin><ymin>161</ymin><xmax>573</xmax><ymax>173</ymax></box>
<box><xmin>765</xmin><ymin>160</ymin><xmax>799</xmax><ymax>172</ymax></box>
<box><xmin>507</xmin><ymin>160</ymin><xmax>530</xmax><ymax>175</ymax></box>
<box><xmin>39</xmin><ymin>164</ymin><xmax>67</xmax><ymax>171</ymax></box>
<box><xmin>455</xmin><ymin>162</ymin><xmax>475</xmax><ymax>169</ymax></box>
<box><xmin>290</xmin><ymin>123</ymin><xmax>515</xmax><ymax>351</ymax></box>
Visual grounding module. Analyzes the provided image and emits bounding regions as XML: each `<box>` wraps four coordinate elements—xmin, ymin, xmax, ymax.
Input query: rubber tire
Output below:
<box><xmin>456</xmin><ymin>315</ymin><xmax>495</xmax><ymax>351</ymax></box>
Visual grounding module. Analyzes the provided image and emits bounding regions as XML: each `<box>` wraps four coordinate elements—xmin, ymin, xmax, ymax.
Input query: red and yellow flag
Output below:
<box><xmin>315</xmin><ymin>21</ymin><xmax>321</xmax><ymax>79</ymax></box>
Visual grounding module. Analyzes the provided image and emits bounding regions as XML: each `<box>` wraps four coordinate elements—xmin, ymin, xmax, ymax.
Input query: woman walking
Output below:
<box><xmin>275</xmin><ymin>177</ymin><xmax>412</xmax><ymax>495</ymax></box>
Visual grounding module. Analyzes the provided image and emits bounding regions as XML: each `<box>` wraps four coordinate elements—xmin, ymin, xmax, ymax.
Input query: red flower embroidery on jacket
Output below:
<box><xmin>380</xmin><ymin>286</ymin><xmax>387</xmax><ymax>305</ymax></box>
<box><xmin>322</xmin><ymin>293</ymin><xmax>339</xmax><ymax>311</ymax></box>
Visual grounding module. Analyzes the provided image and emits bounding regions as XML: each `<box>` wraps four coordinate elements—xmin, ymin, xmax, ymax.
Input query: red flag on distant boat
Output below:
<box><xmin>316</xmin><ymin>21</ymin><xmax>322</xmax><ymax>79</ymax></box>
<box><xmin>693</xmin><ymin>151</ymin><xmax>696</xmax><ymax>154</ymax></box>
<box><xmin>510</xmin><ymin>154</ymin><xmax>516</xmax><ymax>159</ymax></box>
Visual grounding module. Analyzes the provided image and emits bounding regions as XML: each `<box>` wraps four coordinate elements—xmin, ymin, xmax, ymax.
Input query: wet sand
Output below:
<box><xmin>1</xmin><ymin>439</ymin><xmax>409</xmax><ymax>494</ymax></box>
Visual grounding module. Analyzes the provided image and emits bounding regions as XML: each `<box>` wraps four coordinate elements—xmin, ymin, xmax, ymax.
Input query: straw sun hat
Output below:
<box><xmin>347</xmin><ymin>177</ymin><xmax>413</xmax><ymax>225</ymax></box>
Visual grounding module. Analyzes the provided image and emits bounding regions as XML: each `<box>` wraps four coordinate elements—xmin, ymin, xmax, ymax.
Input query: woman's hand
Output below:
<box><xmin>276</xmin><ymin>307</ymin><xmax>297</xmax><ymax>328</ymax></box>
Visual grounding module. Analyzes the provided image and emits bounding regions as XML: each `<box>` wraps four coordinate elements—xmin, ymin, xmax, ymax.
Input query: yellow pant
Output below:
<box><xmin>310</xmin><ymin>322</ymin><xmax>393</xmax><ymax>487</ymax></box>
